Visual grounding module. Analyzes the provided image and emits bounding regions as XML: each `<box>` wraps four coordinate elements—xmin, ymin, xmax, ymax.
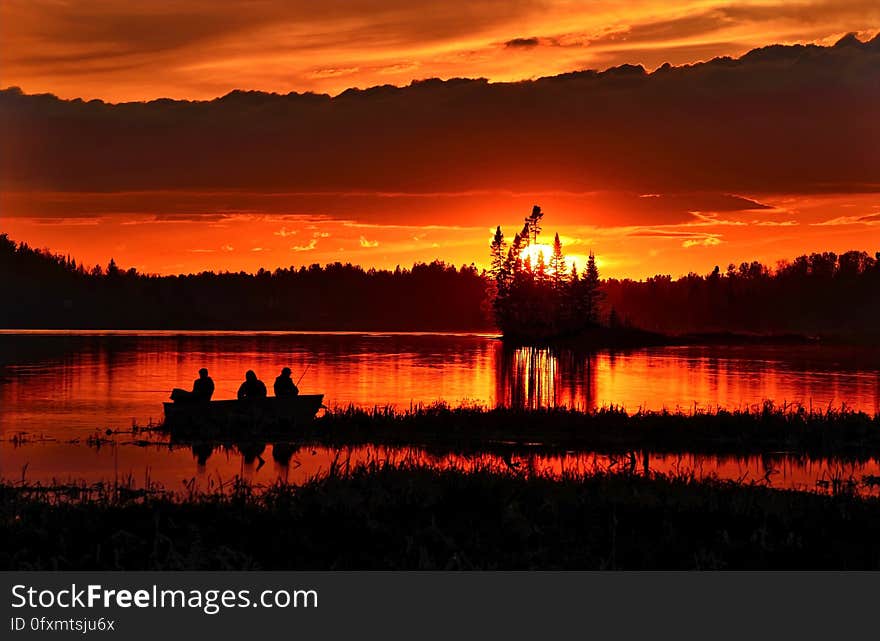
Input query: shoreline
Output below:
<box><xmin>5</xmin><ymin>327</ymin><xmax>875</xmax><ymax>347</ymax></box>
<box><xmin>5</xmin><ymin>462</ymin><xmax>880</xmax><ymax>570</ymax></box>
<box><xmin>161</xmin><ymin>403</ymin><xmax>880</xmax><ymax>460</ymax></box>
<box><xmin>5</xmin><ymin>326</ymin><xmax>880</xmax><ymax>350</ymax></box>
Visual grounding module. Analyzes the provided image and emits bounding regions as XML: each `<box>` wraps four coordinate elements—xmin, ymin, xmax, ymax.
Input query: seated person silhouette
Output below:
<box><xmin>237</xmin><ymin>370</ymin><xmax>267</xmax><ymax>400</ymax></box>
<box><xmin>274</xmin><ymin>367</ymin><xmax>300</xmax><ymax>398</ymax></box>
<box><xmin>170</xmin><ymin>367</ymin><xmax>215</xmax><ymax>402</ymax></box>
<box><xmin>192</xmin><ymin>368</ymin><xmax>215</xmax><ymax>400</ymax></box>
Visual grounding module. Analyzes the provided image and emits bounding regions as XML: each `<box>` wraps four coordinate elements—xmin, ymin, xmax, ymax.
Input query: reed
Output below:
<box><xmin>298</xmin><ymin>401</ymin><xmax>880</xmax><ymax>459</ymax></box>
<box><xmin>4</xmin><ymin>460</ymin><xmax>880</xmax><ymax>570</ymax></box>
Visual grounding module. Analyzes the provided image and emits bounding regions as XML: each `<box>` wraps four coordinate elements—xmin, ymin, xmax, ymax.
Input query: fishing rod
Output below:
<box><xmin>296</xmin><ymin>360</ymin><xmax>313</xmax><ymax>386</ymax></box>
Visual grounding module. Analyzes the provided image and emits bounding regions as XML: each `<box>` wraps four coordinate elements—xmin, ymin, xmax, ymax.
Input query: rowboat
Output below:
<box><xmin>163</xmin><ymin>394</ymin><xmax>324</xmax><ymax>433</ymax></box>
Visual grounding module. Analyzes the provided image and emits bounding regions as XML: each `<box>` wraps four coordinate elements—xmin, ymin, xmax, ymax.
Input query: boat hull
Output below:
<box><xmin>163</xmin><ymin>394</ymin><xmax>324</xmax><ymax>434</ymax></box>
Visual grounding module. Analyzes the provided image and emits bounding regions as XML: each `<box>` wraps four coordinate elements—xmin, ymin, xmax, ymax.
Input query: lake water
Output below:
<box><xmin>1</xmin><ymin>331</ymin><xmax>879</xmax><ymax>493</ymax></box>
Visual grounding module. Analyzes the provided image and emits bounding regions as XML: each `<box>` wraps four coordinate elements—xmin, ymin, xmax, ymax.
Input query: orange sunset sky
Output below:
<box><xmin>1</xmin><ymin>0</ymin><xmax>879</xmax><ymax>278</ymax></box>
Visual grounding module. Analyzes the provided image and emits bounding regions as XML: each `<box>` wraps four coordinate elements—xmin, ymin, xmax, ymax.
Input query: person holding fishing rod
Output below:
<box><xmin>273</xmin><ymin>366</ymin><xmax>303</xmax><ymax>397</ymax></box>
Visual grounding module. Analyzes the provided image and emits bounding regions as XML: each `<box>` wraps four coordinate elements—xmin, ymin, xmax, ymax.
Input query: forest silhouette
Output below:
<box><xmin>487</xmin><ymin>207</ymin><xmax>880</xmax><ymax>341</ymax></box>
<box><xmin>0</xmin><ymin>234</ymin><xmax>487</xmax><ymax>331</ymax></box>
<box><xmin>2</xmin><ymin>232</ymin><xmax>878</xmax><ymax>338</ymax></box>
<box><xmin>488</xmin><ymin>206</ymin><xmax>604</xmax><ymax>341</ymax></box>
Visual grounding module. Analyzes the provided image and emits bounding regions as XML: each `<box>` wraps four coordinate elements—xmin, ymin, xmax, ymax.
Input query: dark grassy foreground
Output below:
<box><xmin>4</xmin><ymin>463</ymin><xmax>880</xmax><ymax>570</ymax></box>
<box><xmin>288</xmin><ymin>403</ymin><xmax>880</xmax><ymax>458</ymax></box>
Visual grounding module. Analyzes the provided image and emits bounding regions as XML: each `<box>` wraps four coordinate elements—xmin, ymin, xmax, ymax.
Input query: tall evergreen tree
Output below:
<box><xmin>563</xmin><ymin>263</ymin><xmax>580</xmax><ymax>329</ymax></box>
<box><xmin>489</xmin><ymin>226</ymin><xmax>506</xmax><ymax>288</ymax></box>
<box><xmin>519</xmin><ymin>221</ymin><xmax>531</xmax><ymax>247</ymax></box>
<box><xmin>535</xmin><ymin>250</ymin><xmax>548</xmax><ymax>286</ymax></box>
<box><xmin>582</xmin><ymin>252</ymin><xmax>602</xmax><ymax>325</ymax></box>
<box><xmin>526</xmin><ymin>205</ymin><xmax>543</xmax><ymax>245</ymax></box>
<box><xmin>507</xmin><ymin>232</ymin><xmax>524</xmax><ymax>276</ymax></box>
<box><xmin>550</xmin><ymin>233</ymin><xmax>567</xmax><ymax>290</ymax></box>
<box><xmin>608</xmin><ymin>307</ymin><xmax>620</xmax><ymax>328</ymax></box>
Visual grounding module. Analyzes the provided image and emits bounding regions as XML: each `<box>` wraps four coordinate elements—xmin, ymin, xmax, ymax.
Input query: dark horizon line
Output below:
<box><xmin>5</xmin><ymin>232</ymin><xmax>877</xmax><ymax>283</ymax></box>
<box><xmin>0</xmin><ymin>328</ymin><xmax>501</xmax><ymax>335</ymax></box>
<box><xmin>3</xmin><ymin>31</ymin><xmax>878</xmax><ymax>106</ymax></box>
<box><xmin>2</xmin><ymin>233</ymin><xmax>479</xmax><ymax>277</ymax></box>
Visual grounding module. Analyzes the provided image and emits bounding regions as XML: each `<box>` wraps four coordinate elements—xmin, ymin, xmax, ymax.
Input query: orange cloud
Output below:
<box><xmin>1</xmin><ymin>192</ymin><xmax>878</xmax><ymax>280</ymax></box>
<box><xmin>2</xmin><ymin>1</ymin><xmax>879</xmax><ymax>101</ymax></box>
<box><xmin>682</xmin><ymin>236</ymin><xmax>723</xmax><ymax>248</ymax></box>
<box><xmin>2</xmin><ymin>5</ymin><xmax>879</xmax><ymax>280</ymax></box>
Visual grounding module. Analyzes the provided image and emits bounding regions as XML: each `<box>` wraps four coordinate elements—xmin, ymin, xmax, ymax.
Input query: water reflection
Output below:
<box><xmin>499</xmin><ymin>344</ymin><xmax>880</xmax><ymax>414</ymax></box>
<box><xmin>1</xmin><ymin>332</ymin><xmax>878</xmax><ymax>435</ymax></box>
<box><xmin>5</xmin><ymin>436</ymin><xmax>880</xmax><ymax>497</ymax></box>
<box><xmin>1</xmin><ymin>331</ymin><xmax>879</xmax><ymax>490</ymax></box>
<box><xmin>498</xmin><ymin>346</ymin><xmax>597</xmax><ymax>410</ymax></box>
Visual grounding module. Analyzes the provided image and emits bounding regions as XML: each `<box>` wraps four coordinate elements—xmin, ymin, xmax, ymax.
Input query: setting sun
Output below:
<box><xmin>519</xmin><ymin>243</ymin><xmax>597</xmax><ymax>273</ymax></box>
<box><xmin>520</xmin><ymin>244</ymin><xmax>554</xmax><ymax>267</ymax></box>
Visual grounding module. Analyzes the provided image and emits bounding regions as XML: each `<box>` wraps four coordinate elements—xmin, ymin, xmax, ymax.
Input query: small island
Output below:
<box><xmin>487</xmin><ymin>205</ymin><xmax>667</xmax><ymax>347</ymax></box>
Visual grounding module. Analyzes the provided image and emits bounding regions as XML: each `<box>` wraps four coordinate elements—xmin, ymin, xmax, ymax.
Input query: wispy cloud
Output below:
<box><xmin>343</xmin><ymin>222</ymin><xmax>479</xmax><ymax>230</ymax></box>
<box><xmin>754</xmin><ymin>220</ymin><xmax>799</xmax><ymax>226</ymax></box>
<box><xmin>686</xmin><ymin>213</ymin><xmax>749</xmax><ymax>227</ymax></box>
<box><xmin>682</xmin><ymin>236</ymin><xmax>723</xmax><ymax>248</ymax></box>
<box><xmin>311</xmin><ymin>66</ymin><xmax>360</xmax><ymax>79</ymax></box>
<box><xmin>29</xmin><ymin>217</ymin><xmax>103</xmax><ymax>226</ymax></box>
<box><xmin>186</xmin><ymin>243</ymin><xmax>233</xmax><ymax>253</ymax></box>
<box><xmin>626</xmin><ymin>228</ymin><xmax>724</xmax><ymax>248</ymax></box>
<box><xmin>121</xmin><ymin>214</ymin><xmax>230</xmax><ymax>225</ymax></box>
<box><xmin>504</xmin><ymin>37</ymin><xmax>541</xmax><ymax>48</ymax></box>
<box><xmin>812</xmin><ymin>213</ymin><xmax>880</xmax><ymax>226</ymax></box>
<box><xmin>359</xmin><ymin>236</ymin><xmax>379</xmax><ymax>248</ymax></box>
<box><xmin>627</xmin><ymin>229</ymin><xmax>712</xmax><ymax>239</ymax></box>
<box><xmin>291</xmin><ymin>239</ymin><xmax>318</xmax><ymax>252</ymax></box>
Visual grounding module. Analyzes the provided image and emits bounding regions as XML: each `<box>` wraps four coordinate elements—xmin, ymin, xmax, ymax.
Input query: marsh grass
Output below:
<box><xmin>4</xmin><ymin>460</ymin><xmax>880</xmax><ymax>570</ymax></box>
<box><xmin>296</xmin><ymin>401</ymin><xmax>880</xmax><ymax>459</ymax></box>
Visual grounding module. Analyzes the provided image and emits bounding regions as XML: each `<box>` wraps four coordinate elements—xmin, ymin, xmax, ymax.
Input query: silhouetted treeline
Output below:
<box><xmin>3</xmin><ymin>234</ymin><xmax>879</xmax><ymax>337</ymax></box>
<box><xmin>0</xmin><ymin>235</ymin><xmax>491</xmax><ymax>330</ymax></box>
<box><xmin>487</xmin><ymin>208</ymin><xmax>880</xmax><ymax>341</ymax></box>
<box><xmin>604</xmin><ymin>252</ymin><xmax>880</xmax><ymax>337</ymax></box>
<box><xmin>489</xmin><ymin>206</ymin><xmax>603</xmax><ymax>341</ymax></box>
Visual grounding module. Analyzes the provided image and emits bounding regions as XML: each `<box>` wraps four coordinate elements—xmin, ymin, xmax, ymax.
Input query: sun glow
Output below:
<box><xmin>520</xmin><ymin>243</ymin><xmax>595</xmax><ymax>273</ymax></box>
<box><xmin>520</xmin><ymin>244</ymin><xmax>554</xmax><ymax>267</ymax></box>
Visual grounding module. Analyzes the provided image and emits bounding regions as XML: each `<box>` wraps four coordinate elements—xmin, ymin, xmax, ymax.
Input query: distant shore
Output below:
<box><xmin>2</xmin><ymin>326</ymin><xmax>870</xmax><ymax>346</ymax></box>
<box><xmin>3</xmin><ymin>326</ymin><xmax>864</xmax><ymax>348</ymax></box>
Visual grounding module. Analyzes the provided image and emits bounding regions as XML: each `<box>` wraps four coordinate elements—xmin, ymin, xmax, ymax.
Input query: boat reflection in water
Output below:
<box><xmin>187</xmin><ymin>440</ymin><xmax>299</xmax><ymax>472</ymax></box>
<box><xmin>130</xmin><ymin>439</ymin><xmax>880</xmax><ymax>499</ymax></box>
